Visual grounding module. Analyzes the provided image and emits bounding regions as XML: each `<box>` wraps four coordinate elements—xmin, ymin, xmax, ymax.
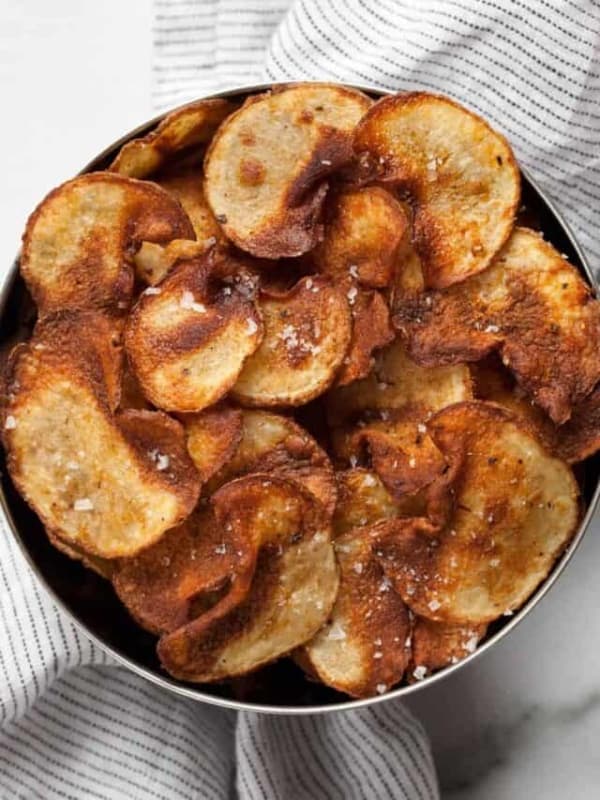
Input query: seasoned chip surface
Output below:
<box><xmin>395</xmin><ymin>228</ymin><xmax>600</xmax><ymax>423</ymax></box>
<box><xmin>158</xmin><ymin>475</ymin><xmax>339</xmax><ymax>682</ymax></box>
<box><xmin>232</xmin><ymin>276</ymin><xmax>352</xmax><ymax>407</ymax></box>
<box><xmin>208</xmin><ymin>409</ymin><xmax>337</xmax><ymax>516</ymax></box>
<box><xmin>184</xmin><ymin>404</ymin><xmax>243</xmax><ymax>483</ymax></box>
<box><xmin>409</xmin><ymin>618</ymin><xmax>487</xmax><ymax>679</ymax></box>
<box><xmin>313</xmin><ymin>186</ymin><xmax>408</xmax><ymax>288</ymax></box>
<box><xmin>110</xmin><ymin>98</ymin><xmax>235</xmax><ymax>178</ymax></box>
<box><xmin>21</xmin><ymin>173</ymin><xmax>195</xmax><ymax>316</ymax></box>
<box><xmin>125</xmin><ymin>255</ymin><xmax>263</xmax><ymax>412</ymax></box>
<box><xmin>334</xmin><ymin>289</ymin><xmax>394</xmax><ymax>387</ymax></box>
<box><xmin>4</xmin><ymin>314</ymin><xmax>201</xmax><ymax>558</ymax></box>
<box><xmin>355</xmin><ymin>92</ymin><xmax>520</xmax><ymax>288</ymax></box>
<box><xmin>300</xmin><ymin>523</ymin><xmax>410</xmax><ymax>698</ymax></box>
<box><xmin>204</xmin><ymin>83</ymin><xmax>372</xmax><ymax>258</ymax></box>
<box><xmin>327</xmin><ymin>337</ymin><xmax>472</xmax><ymax>425</ymax></box>
<box><xmin>157</xmin><ymin>165</ymin><xmax>224</xmax><ymax>244</ymax></box>
<box><xmin>374</xmin><ymin>402</ymin><xmax>580</xmax><ymax>623</ymax></box>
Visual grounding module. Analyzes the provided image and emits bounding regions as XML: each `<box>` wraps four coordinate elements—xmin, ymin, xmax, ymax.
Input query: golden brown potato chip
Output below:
<box><xmin>184</xmin><ymin>404</ymin><xmax>243</xmax><ymax>483</ymax></box>
<box><xmin>232</xmin><ymin>276</ymin><xmax>352</xmax><ymax>407</ymax></box>
<box><xmin>373</xmin><ymin>402</ymin><xmax>580</xmax><ymax>624</ymax></box>
<box><xmin>157</xmin><ymin>164</ymin><xmax>224</xmax><ymax>244</ymax></box>
<box><xmin>125</xmin><ymin>254</ymin><xmax>263</xmax><ymax>412</ymax></box>
<box><xmin>21</xmin><ymin>173</ymin><xmax>195</xmax><ymax>316</ymax></box>
<box><xmin>133</xmin><ymin>239</ymin><xmax>210</xmax><ymax>286</ymax></box>
<box><xmin>207</xmin><ymin>409</ymin><xmax>336</xmax><ymax>517</ymax></box>
<box><xmin>327</xmin><ymin>337</ymin><xmax>472</xmax><ymax>426</ymax></box>
<box><xmin>4</xmin><ymin>314</ymin><xmax>201</xmax><ymax>559</ymax></box>
<box><xmin>313</xmin><ymin>186</ymin><xmax>408</xmax><ymax>288</ymax></box>
<box><xmin>395</xmin><ymin>228</ymin><xmax>600</xmax><ymax>424</ymax></box>
<box><xmin>299</xmin><ymin>524</ymin><xmax>410</xmax><ymax>698</ymax></box>
<box><xmin>409</xmin><ymin>618</ymin><xmax>487</xmax><ymax>680</ymax></box>
<box><xmin>158</xmin><ymin>474</ymin><xmax>339</xmax><ymax>682</ymax></box>
<box><xmin>554</xmin><ymin>385</ymin><xmax>600</xmax><ymax>464</ymax></box>
<box><xmin>355</xmin><ymin>92</ymin><xmax>520</xmax><ymax>288</ymax></box>
<box><xmin>333</xmin><ymin>469</ymin><xmax>427</xmax><ymax>537</ymax></box>
<box><xmin>335</xmin><ymin>289</ymin><xmax>394</xmax><ymax>387</ymax></box>
<box><xmin>110</xmin><ymin>98</ymin><xmax>235</xmax><ymax>178</ymax></box>
<box><xmin>204</xmin><ymin>83</ymin><xmax>372</xmax><ymax>258</ymax></box>
<box><xmin>119</xmin><ymin>363</ymin><xmax>152</xmax><ymax>410</ymax></box>
<box><xmin>47</xmin><ymin>531</ymin><xmax>114</xmax><ymax>580</ymax></box>
<box><xmin>113</xmin><ymin>505</ymin><xmax>254</xmax><ymax>635</ymax></box>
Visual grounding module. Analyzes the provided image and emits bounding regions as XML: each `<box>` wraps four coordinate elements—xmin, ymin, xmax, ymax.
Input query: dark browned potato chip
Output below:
<box><xmin>207</xmin><ymin>409</ymin><xmax>336</xmax><ymax>517</ymax></box>
<box><xmin>335</xmin><ymin>289</ymin><xmax>394</xmax><ymax>387</ymax></box>
<box><xmin>327</xmin><ymin>337</ymin><xmax>472</xmax><ymax>426</ymax></box>
<box><xmin>125</xmin><ymin>255</ymin><xmax>263</xmax><ymax>412</ymax></box>
<box><xmin>395</xmin><ymin>228</ymin><xmax>600</xmax><ymax>424</ymax></box>
<box><xmin>21</xmin><ymin>173</ymin><xmax>195</xmax><ymax>316</ymax></box>
<box><xmin>204</xmin><ymin>83</ymin><xmax>372</xmax><ymax>258</ymax></box>
<box><xmin>373</xmin><ymin>402</ymin><xmax>580</xmax><ymax>624</ymax></box>
<box><xmin>158</xmin><ymin>474</ymin><xmax>339</xmax><ymax>682</ymax></box>
<box><xmin>299</xmin><ymin>523</ymin><xmax>410</xmax><ymax>698</ymax></box>
<box><xmin>355</xmin><ymin>92</ymin><xmax>520</xmax><ymax>288</ymax></box>
<box><xmin>409</xmin><ymin>618</ymin><xmax>487</xmax><ymax>681</ymax></box>
<box><xmin>333</xmin><ymin>469</ymin><xmax>428</xmax><ymax>536</ymax></box>
<box><xmin>110</xmin><ymin>98</ymin><xmax>235</xmax><ymax>178</ymax></box>
<box><xmin>113</xmin><ymin>506</ymin><xmax>254</xmax><ymax>635</ymax></box>
<box><xmin>3</xmin><ymin>313</ymin><xmax>201</xmax><ymax>558</ymax></box>
<box><xmin>232</xmin><ymin>276</ymin><xmax>352</xmax><ymax>407</ymax></box>
<box><xmin>184</xmin><ymin>404</ymin><xmax>243</xmax><ymax>483</ymax></box>
<box><xmin>554</xmin><ymin>385</ymin><xmax>600</xmax><ymax>464</ymax></box>
<box><xmin>313</xmin><ymin>186</ymin><xmax>408</xmax><ymax>289</ymax></box>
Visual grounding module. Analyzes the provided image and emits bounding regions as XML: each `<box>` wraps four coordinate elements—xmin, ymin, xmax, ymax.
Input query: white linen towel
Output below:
<box><xmin>1</xmin><ymin>1</ymin><xmax>599</xmax><ymax>797</ymax></box>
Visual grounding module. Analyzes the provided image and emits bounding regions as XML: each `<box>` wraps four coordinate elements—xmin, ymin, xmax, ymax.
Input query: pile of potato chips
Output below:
<box><xmin>4</xmin><ymin>84</ymin><xmax>599</xmax><ymax>698</ymax></box>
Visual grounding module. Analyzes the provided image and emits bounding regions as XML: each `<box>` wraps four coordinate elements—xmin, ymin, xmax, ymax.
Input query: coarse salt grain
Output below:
<box><xmin>246</xmin><ymin>318</ymin><xmax>258</xmax><ymax>335</ymax></box>
<box><xmin>214</xmin><ymin>543</ymin><xmax>227</xmax><ymax>555</ymax></box>
<box><xmin>490</xmin><ymin>558</ymin><xmax>500</xmax><ymax>567</ymax></box>
<box><xmin>428</xmin><ymin>598</ymin><xmax>441</xmax><ymax>612</ymax></box>
<box><xmin>417</xmin><ymin>423</ymin><xmax>427</xmax><ymax>434</ymax></box>
<box><xmin>73</xmin><ymin>498</ymin><xmax>94</xmax><ymax>511</ymax></box>
<box><xmin>413</xmin><ymin>666</ymin><xmax>427</xmax><ymax>681</ymax></box>
<box><xmin>349</xmin><ymin>265</ymin><xmax>359</xmax><ymax>279</ymax></box>
<box><xmin>305</xmin><ymin>278</ymin><xmax>313</xmax><ymax>289</ymax></box>
<box><xmin>362</xmin><ymin>474</ymin><xmax>377</xmax><ymax>487</ymax></box>
<box><xmin>409</xmin><ymin>457</ymin><xmax>417</xmax><ymax>469</ymax></box>
<box><xmin>347</xmin><ymin>287</ymin><xmax>358</xmax><ymax>305</ymax></box>
<box><xmin>180</xmin><ymin>291</ymin><xmax>206</xmax><ymax>313</ymax></box>
<box><xmin>326</xmin><ymin>622</ymin><xmax>347</xmax><ymax>641</ymax></box>
<box><xmin>4</xmin><ymin>416</ymin><xmax>16</xmax><ymax>430</ymax></box>
<box><xmin>376</xmin><ymin>684</ymin><xmax>387</xmax><ymax>695</ymax></box>
<box><xmin>320</xmin><ymin>159</ymin><xmax>332</xmax><ymax>166</ymax></box>
<box><xmin>353</xmin><ymin>562</ymin><xmax>364</xmax><ymax>575</ymax></box>
<box><xmin>373</xmin><ymin>651</ymin><xmax>383</xmax><ymax>659</ymax></box>
<box><xmin>484</xmin><ymin>324</ymin><xmax>500</xmax><ymax>333</ymax></box>
<box><xmin>144</xmin><ymin>287</ymin><xmax>161</xmax><ymax>296</ymax></box>
<box><xmin>464</xmin><ymin>635</ymin><xmax>478</xmax><ymax>654</ymax></box>
<box><xmin>156</xmin><ymin>454</ymin><xmax>170</xmax><ymax>471</ymax></box>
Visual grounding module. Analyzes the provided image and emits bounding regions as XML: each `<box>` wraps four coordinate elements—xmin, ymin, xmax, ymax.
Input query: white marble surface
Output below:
<box><xmin>2</xmin><ymin>3</ymin><xmax>600</xmax><ymax>797</ymax></box>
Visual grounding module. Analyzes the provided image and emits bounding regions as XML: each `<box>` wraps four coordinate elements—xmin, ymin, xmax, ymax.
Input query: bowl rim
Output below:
<box><xmin>2</xmin><ymin>80</ymin><xmax>599</xmax><ymax>715</ymax></box>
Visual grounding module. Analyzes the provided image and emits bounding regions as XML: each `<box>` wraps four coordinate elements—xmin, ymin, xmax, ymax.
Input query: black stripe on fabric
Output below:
<box><xmin>325</xmin><ymin>714</ymin><xmax>382</xmax><ymax>798</ymax></box>
<box><xmin>51</xmin><ymin>682</ymin><xmax>217</xmax><ymax>798</ymax></box>
<box><xmin>37</xmin><ymin>695</ymin><xmax>190</xmax><ymax>800</ymax></box>
<box><xmin>49</xmin><ymin>604</ymin><xmax>74</xmax><ymax>668</ymax></box>
<box><xmin>243</xmin><ymin>717</ymin><xmax>286</xmax><ymax>799</ymax></box>
<box><xmin>359</xmin><ymin>709</ymin><xmax>430</xmax><ymax>800</ymax></box>
<box><xmin>298</xmin><ymin>715</ymin><xmax>355</xmax><ymax>800</ymax></box>
<box><xmin>0</xmin><ymin>747</ymin><xmax>74</xmax><ymax>799</ymax></box>
<box><xmin>274</xmin><ymin>716</ymin><xmax>337</xmax><ymax>800</ymax></box>
<box><xmin>237</xmin><ymin>757</ymin><xmax>258</xmax><ymax>800</ymax></box>
<box><xmin>238</xmin><ymin>736</ymin><xmax>273</xmax><ymax>800</ymax></box>
<box><xmin>296</xmin><ymin>716</ymin><xmax>347</xmax><ymax>800</ymax></box>
<box><xmin>31</xmin><ymin>582</ymin><xmax>61</xmax><ymax>681</ymax></box>
<box><xmin>0</xmin><ymin>734</ymin><xmax>106</xmax><ymax>799</ymax></box>
<box><xmin>68</xmin><ymin>670</ymin><xmax>226</xmax><ymax>784</ymax></box>
<box><xmin>0</xmin><ymin>563</ymin><xmax>32</xmax><ymax>713</ymax></box>
<box><xmin>28</xmin><ymin>705</ymin><xmax>167</xmax><ymax>800</ymax></box>
<box><xmin>377</xmin><ymin>702</ymin><xmax>440</xmax><ymax>793</ymax></box>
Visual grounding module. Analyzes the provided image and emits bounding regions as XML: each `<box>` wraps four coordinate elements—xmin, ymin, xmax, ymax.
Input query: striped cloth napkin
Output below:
<box><xmin>1</xmin><ymin>0</ymin><xmax>599</xmax><ymax>797</ymax></box>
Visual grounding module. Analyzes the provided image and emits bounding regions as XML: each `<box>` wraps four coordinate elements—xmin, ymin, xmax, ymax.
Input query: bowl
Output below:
<box><xmin>1</xmin><ymin>82</ymin><xmax>599</xmax><ymax>714</ymax></box>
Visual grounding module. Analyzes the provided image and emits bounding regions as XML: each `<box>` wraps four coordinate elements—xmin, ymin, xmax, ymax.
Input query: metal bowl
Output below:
<box><xmin>2</xmin><ymin>83</ymin><xmax>598</xmax><ymax>714</ymax></box>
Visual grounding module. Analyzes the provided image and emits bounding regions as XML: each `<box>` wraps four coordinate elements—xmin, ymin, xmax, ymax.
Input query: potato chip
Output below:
<box><xmin>299</xmin><ymin>524</ymin><xmax>410</xmax><ymax>698</ymax></box>
<box><xmin>158</xmin><ymin>475</ymin><xmax>339</xmax><ymax>682</ymax></box>
<box><xmin>47</xmin><ymin>531</ymin><xmax>114</xmax><ymax>580</ymax></box>
<box><xmin>335</xmin><ymin>289</ymin><xmax>394</xmax><ymax>387</ymax></box>
<box><xmin>355</xmin><ymin>92</ymin><xmax>520</xmax><ymax>288</ymax></box>
<box><xmin>554</xmin><ymin>385</ymin><xmax>600</xmax><ymax>464</ymax></box>
<box><xmin>184</xmin><ymin>404</ymin><xmax>243</xmax><ymax>483</ymax></box>
<box><xmin>119</xmin><ymin>363</ymin><xmax>152</xmax><ymax>410</ymax></box>
<box><xmin>373</xmin><ymin>402</ymin><xmax>580</xmax><ymax>623</ymax></box>
<box><xmin>204</xmin><ymin>83</ymin><xmax>372</xmax><ymax>258</ymax></box>
<box><xmin>207</xmin><ymin>409</ymin><xmax>336</xmax><ymax>516</ymax></box>
<box><xmin>125</xmin><ymin>254</ymin><xmax>263</xmax><ymax>412</ymax></box>
<box><xmin>133</xmin><ymin>239</ymin><xmax>210</xmax><ymax>286</ymax></box>
<box><xmin>21</xmin><ymin>173</ymin><xmax>195</xmax><ymax>317</ymax></box>
<box><xmin>113</xmin><ymin>506</ymin><xmax>254</xmax><ymax>635</ymax></box>
<box><xmin>4</xmin><ymin>314</ymin><xmax>201</xmax><ymax>558</ymax></box>
<box><xmin>157</xmin><ymin>164</ymin><xmax>224</xmax><ymax>244</ymax></box>
<box><xmin>110</xmin><ymin>98</ymin><xmax>235</xmax><ymax>178</ymax></box>
<box><xmin>232</xmin><ymin>276</ymin><xmax>352</xmax><ymax>407</ymax></box>
<box><xmin>327</xmin><ymin>337</ymin><xmax>472</xmax><ymax>425</ymax></box>
<box><xmin>409</xmin><ymin>618</ymin><xmax>487</xmax><ymax>679</ymax></box>
<box><xmin>333</xmin><ymin>469</ymin><xmax>427</xmax><ymax>536</ymax></box>
<box><xmin>313</xmin><ymin>186</ymin><xmax>408</xmax><ymax>288</ymax></box>
<box><xmin>395</xmin><ymin>228</ymin><xmax>600</xmax><ymax>424</ymax></box>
